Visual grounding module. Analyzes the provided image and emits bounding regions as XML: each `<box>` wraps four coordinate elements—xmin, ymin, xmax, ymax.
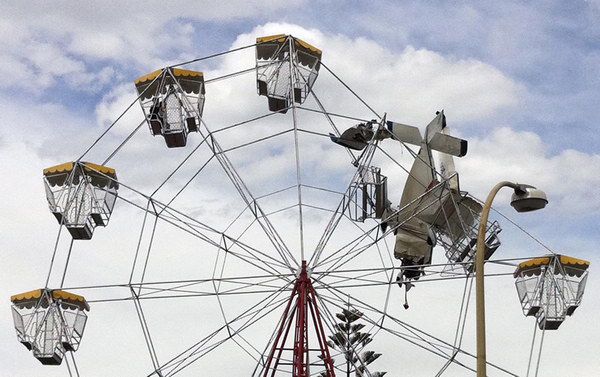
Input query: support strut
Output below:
<box><xmin>262</xmin><ymin>261</ymin><xmax>336</xmax><ymax>377</ymax></box>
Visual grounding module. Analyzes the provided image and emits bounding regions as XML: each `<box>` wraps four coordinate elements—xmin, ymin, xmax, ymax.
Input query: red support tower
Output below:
<box><xmin>262</xmin><ymin>261</ymin><xmax>336</xmax><ymax>377</ymax></box>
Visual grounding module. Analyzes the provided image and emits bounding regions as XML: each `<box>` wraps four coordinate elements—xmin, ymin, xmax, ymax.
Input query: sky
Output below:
<box><xmin>1</xmin><ymin>1</ymin><xmax>599</xmax><ymax>376</ymax></box>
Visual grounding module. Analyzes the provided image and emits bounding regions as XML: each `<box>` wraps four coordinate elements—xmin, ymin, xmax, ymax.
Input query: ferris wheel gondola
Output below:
<box><xmin>256</xmin><ymin>34</ymin><xmax>321</xmax><ymax>113</ymax></box>
<box><xmin>11</xmin><ymin>289</ymin><xmax>89</xmax><ymax>365</ymax></box>
<box><xmin>134</xmin><ymin>68</ymin><xmax>205</xmax><ymax>148</ymax></box>
<box><xmin>514</xmin><ymin>254</ymin><xmax>590</xmax><ymax>330</ymax></box>
<box><xmin>43</xmin><ymin>161</ymin><xmax>118</xmax><ymax>239</ymax></box>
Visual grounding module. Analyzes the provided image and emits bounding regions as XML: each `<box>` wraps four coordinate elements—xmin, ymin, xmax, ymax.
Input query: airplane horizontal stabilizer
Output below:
<box><xmin>386</xmin><ymin>111</ymin><xmax>467</xmax><ymax>157</ymax></box>
<box><xmin>429</xmin><ymin>132</ymin><xmax>467</xmax><ymax>157</ymax></box>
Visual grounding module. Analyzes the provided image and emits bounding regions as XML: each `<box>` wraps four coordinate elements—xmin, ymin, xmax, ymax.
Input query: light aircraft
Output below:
<box><xmin>332</xmin><ymin>111</ymin><xmax>500</xmax><ymax>308</ymax></box>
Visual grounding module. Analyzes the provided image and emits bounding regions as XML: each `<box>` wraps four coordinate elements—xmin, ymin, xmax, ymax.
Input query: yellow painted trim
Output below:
<box><xmin>560</xmin><ymin>255</ymin><xmax>590</xmax><ymax>269</ymax></box>
<box><xmin>295</xmin><ymin>37</ymin><xmax>322</xmax><ymax>56</ymax></box>
<box><xmin>11</xmin><ymin>289</ymin><xmax>42</xmax><ymax>303</ymax></box>
<box><xmin>518</xmin><ymin>257</ymin><xmax>550</xmax><ymax>270</ymax></box>
<box><xmin>513</xmin><ymin>257</ymin><xmax>550</xmax><ymax>278</ymax></box>
<box><xmin>53</xmin><ymin>290</ymin><xmax>90</xmax><ymax>311</ymax></box>
<box><xmin>256</xmin><ymin>34</ymin><xmax>286</xmax><ymax>44</ymax></box>
<box><xmin>11</xmin><ymin>289</ymin><xmax>89</xmax><ymax>311</ymax></box>
<box><xmin>514</xmin><ymin>254</ymin><xmax>591</xmax><ymax>278</ymax></box>
<box><xmin>43</xmin><ymin>162</ymin><xmax>74</xmax><ymax>176</ymax></box>
<box><xmin>84</xmin><ymin>162</ymin><xmax>116</xmax><ymax>178</ymax></box>
<box><xmin>256</xmin><ymin>35</ymin><xmax>322</xmax><ymax>57</ymax></box>
<box><xmin>172</xmin><ymin>68</ymin><xmax>204</xmax><ymax>79</ymax></box>
<box><xmin>135</xmin><ymin>68</ymin><xmax>204</xmax><ymax>86</ymax></box>
<box><xmin>134</xmin><ymin>69</ymin><xmax>163</xmax><ymax>86</ymax></box>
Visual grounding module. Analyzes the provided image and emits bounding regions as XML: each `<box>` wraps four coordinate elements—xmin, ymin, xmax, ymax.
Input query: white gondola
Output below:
<box><xmin>135</xmin><ymin>67</ymin><xmax>205</xmax><ymax>148</ymax></box>
<box><xmin>43</xmin><ymin>161</ymin><xmax>118</xmax><ymax>239</ymax></box>
<box><xmin>514</xmin><ymin>254</ymin><xmax>590</xmax><ymax>330</ymax></box>
<box><xmin>256</xmin><ymin>34</ymin><xmax>321</xmax><ymax>113</ymax></box>
<box><xmin>346</xmin><ymin>165</ymin><xmax>388</xmax><ymax>222</ymax></box>
<box><xmin>11</xmin><ymin>289</ymin><xmax>90</xmax><ymax>365</ymax></box>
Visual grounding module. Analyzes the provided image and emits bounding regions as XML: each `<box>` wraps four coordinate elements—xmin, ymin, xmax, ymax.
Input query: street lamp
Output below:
<box><xmin>476</xmin><ymin>182</ymin><xmax>548</xmax><ymax>377</ymax></box>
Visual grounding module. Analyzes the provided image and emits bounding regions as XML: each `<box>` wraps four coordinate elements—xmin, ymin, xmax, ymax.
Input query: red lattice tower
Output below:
<box><xmin>262</xmin><ymin>261</ymin><xmax>336</xmax><ymax>377</ymax></box>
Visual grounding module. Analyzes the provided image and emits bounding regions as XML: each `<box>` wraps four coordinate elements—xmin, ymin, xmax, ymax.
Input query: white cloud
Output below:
<box><xmin>0</xmin><ymin>2</ymin><xmax>307</xmax><ymax>95</ymax></box>
<box><xmin>226</xmin><ymin>22</ymin><xmax>524</xmax><ymax>128</ymax></box>
<box><xmin>95</xmin><ymin>83</ymin><xmax>140</xmax><ymax>131</ymax></box>
<box><xmin>457</xmin><ymin>127</ymin><xmax>600</xmax><ymax>217</ymax></box>
<box><xmin>331</xmin><ymin>42</ymin><xmax>524</xmax><ymax>124</ymax></box>
<box><xmin>0</xmin><ymin>53</ymin><xmax>38</xmax><ymax>89</ymax></box>
<box><xmin>69</xmin><ymin>31</ymin><xmax>126</xmax><ymax>60</ymax></box>
<box><xmin>586</xmin><ymin>0</ymin><xmax>600</xmax><ymax>11</ymax></box>
<box><xmin>28</xmin><ymin>44</ymin><xmax>85</xmax><ymax>77</ymax></box>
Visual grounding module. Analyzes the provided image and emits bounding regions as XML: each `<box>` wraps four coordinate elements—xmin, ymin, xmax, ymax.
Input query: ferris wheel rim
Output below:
<box><xmin>21</xmin><ymin>36</ymin><xmax>568</xmax><ymax>377</ymax></box>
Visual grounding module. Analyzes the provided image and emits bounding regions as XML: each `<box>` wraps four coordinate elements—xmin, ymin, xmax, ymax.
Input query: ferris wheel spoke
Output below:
<box><xmin>197</xmin><ymin>124</ymin><xmax>298</xmax><ymax>272</ymax></box>
<box><xmin>320</xmin><ymin>274</ymin><xmax>457</xmax><ymax>359</ymax></box>
<box><xmin>150</xmin><ymin>136</ymin><xmax>216</xmax><ymax>206</ymax></box>
<box><xmin>310</xmin><ymin>139</ymin><xmax>382</xmax><ymax>268</ymax></box>
<box><xmin>289</xmin><ymin>96</ymin><xmax>308</xmax><ymax>261</ymax></box>
<box><xmin>320</xmin><ymin>62</ymin><xmax>382</xmax><ymax>120</ymax></box>
<box><xmin>129</xmin><ymin>288</ymin><xmax>163</xmax><ymax>374</ymax></box>
<box><xmin>317</xmin><ymin>278</ymin><xmax>522</xmax><ymax>377</ymax></box>
<box><xmin>63</xmin><ymin>274</ymin><xmax>294</xmax><ymax>308</ymax></box>
<box><xmin>119</xmin><ymin>91</ymin><xmax>301</xmax><ymax>274</ymax></box>
<box><xmin>314</xmin><ymin>220</ymin><xmax>391</xmax><ymax>278</ymax></box>
<box><xmin>320</xmin><ymin>267</ymin><xmax>517</xmax><ymax>294</ymax></box>
<box><xmin>312</xmin><ymin>218</ymin><xmax>384</xmax><ymax>273</ymax></box>
<box><xmin>145</xmin><ymin>274</ymin><xmax>293</xmax><ymax>300</ymax></box>
<box><xmin>121</xmin><ymin>191</ymin><xmax>294</xmax><ymax>287</ymax></box>
<box><xmin>318</xmin><ymin>286</ymin><xmax>476</xmax><ymax>374</ymax></box>
<box><xmin>65</xmin><ymin>259</ymin><xmax>517</xmax><ymax>306</ymax></box>
<box><xmin>313</xmin><ymin>266</ymin><xmax>395</xmax><ymax>292</ymax></box>
<box><xmin>304</xmin><ymin>88</ymin><xmax>364</xmax><ymax>167</ymax></box>
<box><xmin>150</xmin><ymin>281</ymin><xmax>294</xmax><ymax>376</ymax></box>
<box><xmin>121</xmin><ymin>156</ymin><xmax>396</xmax><ymax>287</ymax></box>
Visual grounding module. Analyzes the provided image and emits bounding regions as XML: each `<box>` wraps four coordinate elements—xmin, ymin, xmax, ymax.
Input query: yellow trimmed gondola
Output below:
<box><xmin>514</xmin><ymin>254</ymin><xmax>590</xmax><ymax>330</ymax></box>
<box><xmin>255</xmin><ymin>34</ymin><xmax>322</xmax><ymax>113</ymax></box>
<box><xmin>11</xmin><ymin>288</ymin><xmax>90</xmax><ymax>365</ymax></box>
<box><xmin>43</xmin><ymin>161</ymin><xmax>119</xmax><ymax>239</ymax></box>
<box><xmin>134</xmin><ymin>67</ymin><xmax>205</xmax><ymax>148</ymax></box>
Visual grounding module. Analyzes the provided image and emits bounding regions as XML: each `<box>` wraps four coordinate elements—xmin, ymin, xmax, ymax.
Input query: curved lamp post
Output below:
<box><xmin>476</xmin><ymin>182</ymin><xmax>548</xmax><ymax>377</ymax></box>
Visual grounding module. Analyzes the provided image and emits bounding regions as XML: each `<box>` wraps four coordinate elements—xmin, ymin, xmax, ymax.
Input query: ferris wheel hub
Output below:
<box><xmin>296</xmin><ymin>261</ymin><xmax>312</xmax><ymax>279</ymax></box>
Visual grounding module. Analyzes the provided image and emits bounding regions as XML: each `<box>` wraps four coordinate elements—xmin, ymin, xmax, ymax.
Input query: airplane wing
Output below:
<box><xmin>329</xmin><ymin>122</ymin><xmax>374</xmax><ymax>150</ymax></box>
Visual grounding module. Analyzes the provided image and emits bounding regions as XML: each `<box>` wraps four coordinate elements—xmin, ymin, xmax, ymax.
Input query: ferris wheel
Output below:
<box><xmin>10</xmin><ymin>34</ymin><xmax>590</xmax><ymax>377</ymax></box>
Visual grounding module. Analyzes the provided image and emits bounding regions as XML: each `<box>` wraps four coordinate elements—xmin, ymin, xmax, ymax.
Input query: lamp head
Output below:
<box><xmin>510</xmin><ymin>185</ymin><xmax>548</xmax><ymax>212</ymax></box>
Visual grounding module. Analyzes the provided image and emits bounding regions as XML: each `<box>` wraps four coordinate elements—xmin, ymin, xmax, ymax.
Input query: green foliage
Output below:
<box><xmin>326</xmin><ymin>308</ymin><xmax>386</xmax><ymax>377</ymax></box>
